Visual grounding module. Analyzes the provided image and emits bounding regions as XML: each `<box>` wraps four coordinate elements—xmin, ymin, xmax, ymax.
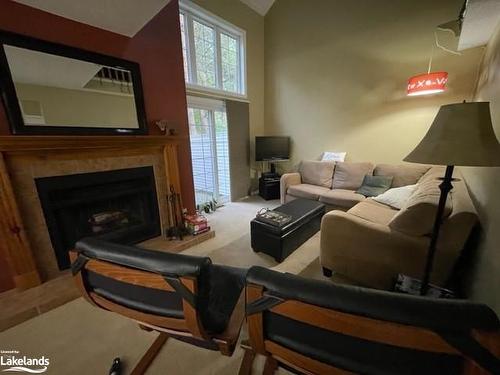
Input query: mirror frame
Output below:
<box><xmin>0</xmin><ymin>31</ymin><xmax>148</xmax><ymax>135</ymax></box>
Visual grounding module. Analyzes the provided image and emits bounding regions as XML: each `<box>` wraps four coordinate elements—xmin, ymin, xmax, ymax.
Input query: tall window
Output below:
<box><xmin>180</xmin><ymin>1</ymin><xmax>246</xmax><ymax>97</ymax></box>
<box><xmin>188</xmin><ymin>97</ymin><xmax>231</xmax><ymax>207</ymax></box>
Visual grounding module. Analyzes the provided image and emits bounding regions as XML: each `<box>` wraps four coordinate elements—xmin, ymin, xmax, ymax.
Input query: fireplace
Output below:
<box><xmin>35</xmin><ymin>166</ymin><xmax>161</xmax><ymax>270</ymax></box>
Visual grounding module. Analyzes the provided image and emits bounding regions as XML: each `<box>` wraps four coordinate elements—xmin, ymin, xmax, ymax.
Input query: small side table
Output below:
<box><xmin>259</xmin><ymin>177</ymin><xmax>280</xmax><ymax>200</ymax></box>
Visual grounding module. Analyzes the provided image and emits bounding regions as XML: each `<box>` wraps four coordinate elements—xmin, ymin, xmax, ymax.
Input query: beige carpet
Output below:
<box><xmin>0</xmin><ymin>196</ymin><xmax>326</xmax><ymax>374</ymax></box>
<box><xmin>0</xmin><ymin>298</ymin><xmax>293</xmax><ymax>375</ymax></box>
<box><xmin>146</xmin><ymin>196</ymin><xmax>323</xmax><ymax>276</ymax></box>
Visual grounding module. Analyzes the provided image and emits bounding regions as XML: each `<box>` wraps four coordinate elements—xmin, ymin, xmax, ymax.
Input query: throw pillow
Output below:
<box><xmin>332</xmin><ymin>162</ymin><xmax>374</xmax><ymax>190</ymax></box>
<box><xmin>372</xmin><ymin>184</ymin><xmax>418</xmax><ymax>209</ymax></box>
<box><xmin>356</xmin><ymin>175</ymin><xmax>393</xmax><ymax>197</ymax></box>
<box><xmin>321</xmin><ymin>151</ymin><xmax>347</xmax><ymax>162</ymax></box>
<box><xmin>299</xmin><ymin>160</ymin><xmax>336</xmax><ymax>188</ymax></box>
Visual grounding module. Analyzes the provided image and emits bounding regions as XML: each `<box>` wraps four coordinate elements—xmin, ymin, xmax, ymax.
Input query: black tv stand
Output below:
<box><xmin>259</xmin><ymin>174</ymin><xmax>281</xmax><ymax>200</ymax></box>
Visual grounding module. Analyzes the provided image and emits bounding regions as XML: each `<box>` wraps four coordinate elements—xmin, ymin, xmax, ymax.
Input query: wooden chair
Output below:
<box><xmin>70</xmin><ymin>237</ymin><xmax>246</xmax><ymax>375</ymax></box>
<box><xmin>240</xmin><ymin>266</ymin><xmax>500</xmax><ymax>375</ymax></box>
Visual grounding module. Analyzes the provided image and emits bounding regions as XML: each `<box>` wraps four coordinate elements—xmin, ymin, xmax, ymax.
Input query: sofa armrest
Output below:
<box><xmin>280</xmin><ymin>173</ymin><xmax>301</xmax><ymax>204</ymax></box>
<box><xmin>320</xmin><ymin>210</ymin><xmax>430</xmax><ymax>289</ymax></box>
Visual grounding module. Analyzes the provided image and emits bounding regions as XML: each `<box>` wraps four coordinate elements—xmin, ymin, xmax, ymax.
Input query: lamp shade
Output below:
<box><xmin>404</xmin><ymin>102</ymin><xmax>500</xmax><ymax>166</ymax></box>
<box><xmin>407</xmin><ymin>72</ymin><xmax>448</xmax><ymax>96</ymax></box>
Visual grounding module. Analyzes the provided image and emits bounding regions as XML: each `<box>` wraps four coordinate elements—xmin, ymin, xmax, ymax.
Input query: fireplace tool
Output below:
<box><xmin>167</xmin><ymin>185</ymin><xmax>184</xmax><ymax>240</ymax></box>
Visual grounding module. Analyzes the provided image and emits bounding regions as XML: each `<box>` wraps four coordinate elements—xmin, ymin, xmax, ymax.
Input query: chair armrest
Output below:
<box><xmin>280</xmin><ymin>173</ymin><xmax>301</xmax><ymax>204</ymax></box>
<box><xmin>213</xmin><ymin>290</ymin><xmax>245</xmax><ymax>355</ymax></box>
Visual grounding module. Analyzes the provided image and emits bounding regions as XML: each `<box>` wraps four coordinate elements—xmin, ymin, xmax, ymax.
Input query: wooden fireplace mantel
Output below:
<box><xmin>0</xmin><ymin>135</ymin><xmax>186</xmax><ymax>291</ymax></box>
<box><xmin>0</xmin><ymin>135</ymin><xmax>187</xmax><ymax>152</ymax></box>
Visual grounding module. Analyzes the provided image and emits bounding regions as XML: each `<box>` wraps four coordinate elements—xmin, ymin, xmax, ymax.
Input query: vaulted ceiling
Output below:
<box><xmin>12</xmin><ymin>0</ymin><xmax>499</xmax><ymax>49</ymax></box>
<box><xmin>12</xmin><ymin>0</ymin><xmax>171</xmax><ymax>37</ymax></box>
<box><xmin>11</xmin><ymin>0</ymin><xmax>274</xmax><ymax>38</ymax></box>
<box><xmin>239</xmin><ymin>0</ymin><xmax>275</xmax><ymax>16</ymax></box>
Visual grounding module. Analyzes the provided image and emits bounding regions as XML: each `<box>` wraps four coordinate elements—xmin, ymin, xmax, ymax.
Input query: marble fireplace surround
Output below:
<box><xmin>0</xmin><ymin>136</ymin><xmax>184</xmax><ymax>287</ymax></box>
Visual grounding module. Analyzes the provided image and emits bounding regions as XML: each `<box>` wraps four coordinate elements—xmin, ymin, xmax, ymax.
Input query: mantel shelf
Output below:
<box><xmin>0</xmin><ymin>135</ymin><xmax>187</xmax><ymax>152</ymax></box>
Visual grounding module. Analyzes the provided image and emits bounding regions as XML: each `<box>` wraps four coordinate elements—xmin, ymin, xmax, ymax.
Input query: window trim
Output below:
<box><xmin>180</xmin><ymin>0</ymin><xmax>247</xmax><ymax>98</ymax></box>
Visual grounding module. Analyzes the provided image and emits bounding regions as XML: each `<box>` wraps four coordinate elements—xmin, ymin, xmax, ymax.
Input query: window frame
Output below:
<box><xmin>180</xmin><ymin>0</ymin><xmax>247</xmax><ymax>99</ymax></box>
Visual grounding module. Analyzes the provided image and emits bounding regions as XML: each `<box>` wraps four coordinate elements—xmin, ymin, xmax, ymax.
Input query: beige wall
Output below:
<box><xmin>264</xmin><ymin>0</ymin><xmax>499</xmax><ymax>312</ymax></box>
<box><xmin>15</xmin><ymin>83</ymin><xmax>138</xmax><ymax>128</ymax></box>
<box><xmin>190</xmin><ymin>0</ymin><xmax>264</xmax><ymax>188</ymax></box>
<box><xmin>264</xmin><ymin>0</ymin><xmax>483</xmax><ymax>171</ymax></box>
<box><xmin>461</xmin><ymin>21</ymin><xmax>500</xmax><ymax>314</ymax></box>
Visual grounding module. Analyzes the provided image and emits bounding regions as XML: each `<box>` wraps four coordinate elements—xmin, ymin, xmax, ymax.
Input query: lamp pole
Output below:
<box><xmin>420</xmin><ymin>165</ymin><xmax>455</xmax><ymax>295</ymax></box>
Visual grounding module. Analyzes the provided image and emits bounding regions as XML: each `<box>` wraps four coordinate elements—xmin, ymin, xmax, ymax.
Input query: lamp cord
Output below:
<box><xmin>427</xmin><ymin>42</ymin><xmax>434</xmax><ymax>73</ymax></box>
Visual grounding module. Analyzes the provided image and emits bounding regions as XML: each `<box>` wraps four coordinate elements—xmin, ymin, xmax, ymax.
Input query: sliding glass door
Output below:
<box><xmin>188</xmin><ymin>97</ymin><xmax>231</xmax><ymax>207</ymax></box>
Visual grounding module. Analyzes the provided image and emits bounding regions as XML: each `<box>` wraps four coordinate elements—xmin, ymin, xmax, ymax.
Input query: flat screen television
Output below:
<box><xmin>255</xmin><ymin>136</ymin><xmax>290</xmax><ymax>161</ymax></box>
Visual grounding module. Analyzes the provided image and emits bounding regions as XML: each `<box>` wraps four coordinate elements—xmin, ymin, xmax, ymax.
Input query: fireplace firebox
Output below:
<box><xmin>35</xmin><ymin>167</ymin><xmax>161</xmax><ymax>270</ymax></box>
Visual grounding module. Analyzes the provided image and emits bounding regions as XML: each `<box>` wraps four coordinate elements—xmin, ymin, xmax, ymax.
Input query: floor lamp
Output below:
<box><xmin>404</xmin><ymin>102</ymin><xmax>500</xmax><ymax>296</ymax></box>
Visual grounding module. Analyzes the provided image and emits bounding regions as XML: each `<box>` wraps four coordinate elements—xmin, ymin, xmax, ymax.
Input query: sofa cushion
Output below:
<box><xmin>356</xmin><ymin>175</ymin><xmax>393</xmax><ymax>197</ymax></box>
<box><xmin>288</xmin><ymin>184</ymin><xmax>331</xmax><ymax>200</ymax></box>
<box><xmin>319</xmin><ymin>189</ymin><xmax>365</xmax><ymax>208</ymax></box>
<box><xmin>374</xmin><ymin>164</ymin><xmax>431</xmax><ymax>188</ymax></box>
<box><xmin>389</xmin><ymin>177</ymin><xmax>453</xmax><ymax>236</ymax></box>
<box><xmin>347</xmin><ymin>200</ymin><xmax>399</xmax><ymax>226</ymax></box>
<box><xmin>299</xmin><ymin>160</ymin><xmax>336</xmax><ymax>188</ymax></box>
<box><xmin>332</xmin><ymin>162</ymin><xmax>374</xmax><ymax>190</ymax></box>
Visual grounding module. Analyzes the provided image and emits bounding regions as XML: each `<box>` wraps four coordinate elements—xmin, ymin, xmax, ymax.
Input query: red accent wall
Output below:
<box><xmin>0</xmin><ymin>0</ymin><xmax>195</xmax><ymax>212</ymax></box>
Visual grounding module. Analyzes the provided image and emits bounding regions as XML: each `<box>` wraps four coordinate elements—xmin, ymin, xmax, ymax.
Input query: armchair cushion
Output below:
<box><xmin>288</xmin><ymin>184</ymin><xmax>330</xmax><ymax>200</ymax></box>
<box><xmin>265</xmin><ymin>312</ymin><xmax>463</xmax><ymax>374</ymax></box>
<box><xmin>299</xmin><ymin>160</ymin><xmax>336</xmax><ymax>187</ymax></box>
<box><xmin>332</xmin><ymin>162</ymin><xmax>374</xmax><ymax>190</ymax></box>
<box><xmin>76</xmin><ymin>237</ymin><xmax>211</xmax><ymax>277</ymax></box>
<box><xmin>247</xmin><ymin>266</ymin><xmax>500</xmax><ymax>332</ymax></box>
<box><xmin>318</xmin><ymin>189</ymin><xmax>365</xmax><ymax>208</ymax></box>
<box><xmin>86</xmin><ymin>270</ymin><xmax>184</xmax><ymax>318</ymax></box>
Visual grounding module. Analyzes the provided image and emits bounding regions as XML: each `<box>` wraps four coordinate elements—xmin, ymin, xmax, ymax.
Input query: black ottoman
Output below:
<box><xmin>251</xmin><ymin>199</ymin><xmax>325</xmax><ymax>262</ymax></box>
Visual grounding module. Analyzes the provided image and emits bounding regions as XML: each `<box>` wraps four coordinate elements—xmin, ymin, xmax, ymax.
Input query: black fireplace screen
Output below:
<box><xmin>35</xmin><ymin>166</ymin><xmax>161</xmax><ymax>270</ymax></box>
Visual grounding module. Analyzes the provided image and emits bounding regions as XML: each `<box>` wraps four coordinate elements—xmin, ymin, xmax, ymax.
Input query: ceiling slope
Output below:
<box><xmin>12</xmin><ymin>0</ymin><xmax>170</xmax><ymax>37</ymax></box>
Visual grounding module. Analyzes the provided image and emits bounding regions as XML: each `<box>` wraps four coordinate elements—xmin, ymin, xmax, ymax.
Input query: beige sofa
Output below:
<box><xmin>280</xmin><ymin>161</ymin><xmax>478</xmax><ymax>290</ymax></box>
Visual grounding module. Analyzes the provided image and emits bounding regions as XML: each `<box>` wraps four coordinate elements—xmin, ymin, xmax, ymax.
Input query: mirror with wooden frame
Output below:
<box><xmin>0</xmin><ymin>31</ymin><xmax>147</xmax><ymax>135</ymax></box>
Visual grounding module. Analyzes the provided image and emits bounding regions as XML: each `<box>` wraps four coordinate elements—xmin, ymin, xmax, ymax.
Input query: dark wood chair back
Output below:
<box><xmin>243</xmin><ymin>266</ymin><xmax>500</xmax><ymax>375</ymax></box>
<box><xmin>71</xmin><ymin>238</ymin><xmax>246</xmax><ymax>374</ymax></box>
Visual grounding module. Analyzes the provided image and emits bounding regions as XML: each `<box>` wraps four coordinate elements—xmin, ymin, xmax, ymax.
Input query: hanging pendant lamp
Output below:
<box><xmin>407</xmin><ymin>71</ymin><xmax>448</xmax><ymax>96</ymax></box>
<box><xmin>407</xmin><ymin>31</ymin><xmax>459</xmax><ymax>97</ymax></box>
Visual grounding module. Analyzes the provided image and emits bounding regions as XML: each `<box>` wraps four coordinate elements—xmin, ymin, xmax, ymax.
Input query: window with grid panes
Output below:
<box><xmin>180</xmin><ymin>1</ymin><xmax>246</xmax><ymax>97</ymax></box>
